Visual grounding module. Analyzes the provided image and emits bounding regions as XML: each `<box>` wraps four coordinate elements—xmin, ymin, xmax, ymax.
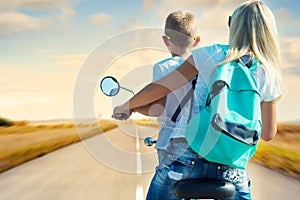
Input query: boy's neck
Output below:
<box><xmin>170</xmin><ymin>47</ymin><xmax>192</xmax><ymax>59</ymax></box>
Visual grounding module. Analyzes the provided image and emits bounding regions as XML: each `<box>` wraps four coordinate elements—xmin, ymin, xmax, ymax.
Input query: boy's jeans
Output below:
<box><xmin>146</xmin><ymin>138</ymin><xmax>252</xmax><ymax>200</ymax></box>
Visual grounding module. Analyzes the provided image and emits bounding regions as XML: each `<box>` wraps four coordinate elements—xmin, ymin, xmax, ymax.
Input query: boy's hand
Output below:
<box><xmin>113</xmin><ymin>105</ymin><xmax>132</xmax><ymax>120</ymax></box>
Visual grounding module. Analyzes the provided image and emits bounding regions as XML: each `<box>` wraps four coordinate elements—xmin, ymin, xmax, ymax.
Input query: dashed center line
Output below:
<box><xmin>136</xmin><ymin>129</ymin><xmax>144</xmax><ymax>200</ymax></box>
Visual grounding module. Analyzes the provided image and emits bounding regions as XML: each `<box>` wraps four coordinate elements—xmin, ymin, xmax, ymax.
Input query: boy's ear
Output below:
<box><xmin>193</xmin><ymin>36</ymin><xmax>200</xmax><ymax>47</ymax></box>
<box><xmin>162</xmin><ymin>36</ymin><xmax>170</xmax><ymax>47</ymax></box>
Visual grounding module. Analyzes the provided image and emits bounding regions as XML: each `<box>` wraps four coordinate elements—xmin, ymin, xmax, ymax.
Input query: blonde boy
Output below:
<box><xmin>141</xmin><ymin>10</ymin><xmax>200</xmax><ymax>200</ymax></box>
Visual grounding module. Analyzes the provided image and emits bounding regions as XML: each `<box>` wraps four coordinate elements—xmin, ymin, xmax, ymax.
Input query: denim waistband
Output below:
<box><xmin>169</xmin><ymin>138</ymin><xmax>235</xmax><ymax>170</ymax></box>
<box><xmin>168</xmin><ymin>137</ymin><xmax>198</xmax><ymax>158</ymax></box>
<box><xmin>170</xmin><ymin>137</ymin><xmax>187</xmax><ymax>144</ymax></box>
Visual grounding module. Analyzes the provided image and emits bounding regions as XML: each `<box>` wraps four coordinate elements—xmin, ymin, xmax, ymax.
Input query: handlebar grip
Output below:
<box><xmin>112</xmin><ymin>113</ymin><xmax>128</xmax><ymax>119</ymax></box>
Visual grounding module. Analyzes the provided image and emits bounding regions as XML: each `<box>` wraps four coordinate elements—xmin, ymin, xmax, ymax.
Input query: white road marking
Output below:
<box><xmin>136</xmin><ymin>184</ymin><xmax>144</xmax><ymax>200</ymax></box>
<box><xmin>136</xmin><ymin>151</ymin><xmax>142</xmax><ymax>174</ymax></box>
<box><xmin>136</xmin><ymin>129</ymin><xmax>140</xmax><ymax>150</ymax></box>
<box><xmin>136</xmin><ymin>129</ymin><xmax>142</xmax><ymax>175</ymax></box>
<box><xmin>135</xmin><ymin>129</ymin><xmax>144</xmax><ymax>200</ymax></box>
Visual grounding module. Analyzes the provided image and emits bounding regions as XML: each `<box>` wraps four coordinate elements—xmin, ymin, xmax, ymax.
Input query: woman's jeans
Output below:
<box><xmin>146</xmin><ymin>138</ymin><xmax>252</xmax><ymax>200</ymax></box>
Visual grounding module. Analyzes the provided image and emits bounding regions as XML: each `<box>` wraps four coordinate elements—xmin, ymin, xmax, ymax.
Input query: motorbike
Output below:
<box><xmin>100</xmin><ymin>76</ymin><xmax>235</xmax><ymax>200</ymax></box>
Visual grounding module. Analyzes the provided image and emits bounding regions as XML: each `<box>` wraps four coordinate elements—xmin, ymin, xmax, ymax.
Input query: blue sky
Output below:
<box><xmin>0</xmin><ymin>0</ymin><xmax>300</xmax><ymax>121</ymax></box>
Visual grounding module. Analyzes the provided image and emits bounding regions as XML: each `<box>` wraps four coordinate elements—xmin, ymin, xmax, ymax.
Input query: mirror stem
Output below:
<box><xmin>120</xmin><ymin>86</ymin><xmax>135</xmax><ymax>95</ymax></box>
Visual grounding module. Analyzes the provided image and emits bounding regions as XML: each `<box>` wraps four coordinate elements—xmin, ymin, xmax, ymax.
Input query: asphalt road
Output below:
<box><xmin>0</xmin><ymin>126</ymin><xmax>299</xmax><ymax>200</ymax></box>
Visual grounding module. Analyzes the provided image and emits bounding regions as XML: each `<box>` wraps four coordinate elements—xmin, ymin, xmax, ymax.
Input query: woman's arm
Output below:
<box><xmin>113</xmin><ymin>56</ymin><xmax>198</xmax><ymax>119</ymax></box>
<box><xmin>260</xmin><ymin>99</ymin><xmax>279</xmax><ymax>141</ymax></box>
<box><xmin>133</xmin><ymin>96</ymin><xmax>166</xmax><ymax>117</ymax></box>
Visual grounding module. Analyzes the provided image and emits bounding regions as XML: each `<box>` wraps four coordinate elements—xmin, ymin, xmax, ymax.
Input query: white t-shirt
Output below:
<box><xmin>170</xmin><ymin>44</ymin><xmax>281</xmax><ymax>139</ymax></box>
<box><xmin>193</xmin><ymin>44</ymin><xmax>281</xmax><ymax>102</ymax></box>
<box><xmin>152</xmin><ymin>56</ymin><xmax>191</xmax><ymax>150</ymax></box>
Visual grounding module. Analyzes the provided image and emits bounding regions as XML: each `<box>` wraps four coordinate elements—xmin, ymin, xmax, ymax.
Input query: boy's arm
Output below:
<box><xmin>113</xmin><ymin>56</ymin><xmax>198</xmax><ymax>120</ymax></box>
<box><xmin>133</xmin><ymin>96</ymin><xmax>166</xmax><ymax>117</ymax></box>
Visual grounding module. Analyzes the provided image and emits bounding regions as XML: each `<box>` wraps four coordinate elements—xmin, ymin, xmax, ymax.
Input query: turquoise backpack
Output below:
<box><xmin>186</xmin><ymin>45</ymin><xmax>262</xmax><ymax>169</ymax></box>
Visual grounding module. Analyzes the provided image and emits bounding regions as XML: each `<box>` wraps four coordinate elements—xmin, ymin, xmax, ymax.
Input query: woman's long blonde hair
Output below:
<box><xmin>221</xmin><ymin>0</ymin><xmax>282</xmax><ymax>81</ymax></box>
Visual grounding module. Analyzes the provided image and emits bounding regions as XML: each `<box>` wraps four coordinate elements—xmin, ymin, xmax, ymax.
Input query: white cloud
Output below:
<box><xmin>118</xmin><ymin>21</ymin><xmax>146</xmax><ymax>32</ymax></box>
<box><xmin>0</xmin><ymin>96</ymin><xmax>25</xmax><ymax>108</ymax></box>
<box><xmin>88</xmin><ymin>13</ymin><xmax>113</xmax><ymax>26</ymax></box>
<box><xmin>278</xmin><ymin>75</ymin><xmax>300</xmax><ymax>121</ymax></box>
<box><xmin>151</xmin><ymin>0</ymin><xmax>241</xmax><ymax>45</ymax></box>
<box><xmin>143</xmin><ymin>0</ymin><xmax>156</xmax><ymax>10</ymax></box>
<box><xmin>0</xmin><ymin>0</ymin><xmax>76</xmax><ymax>37</ymax></box>
<box><xmin>155</xmin><ymin>0</ymin><xmax>242</xmax><ymax>20</ymax></box>
<box><xmin>0</xmin><ymin>0</ymin><xmax>72</xmax><ymax>11</ymax></box>
<box><xmin>275</xmin><ymin>8</ymin><xmax>300</xmax><ymax>37</ymax></box>
<box><xmin>196</xmin><ymin>7</ymin><xmax>230</xmax><ymax>45</ymax></box>
<box><xmin>0</xmin><ymin>11</ymin><xmax>55</xmax><ymax>37</ymax></box>
<box><xmin>280</xmin><ymin>37</ymin><xmax>300</xmax><ymax>69</ymax></box>
<box><xmin>0</xmin><ymin>66</ymin><xmax>77</xmax><ymax>120</ymax></box>
<box><xmin>0</xmin><ymin>0</ymin><xmax>75</xmax><ymax>19</ymax></box>
<box><xmin>0</xmin><ymin>92</ymin><xmax>54</xmax><ymax>108</ymax></box>
<box><xmin>31</xmin><ymin>94</ymin><xmax>54</xmax><ymax>104</ymax></box>
<box><xmin>0</xmin><ymin>92</ymin><xmax>69</xmax><ymax>121</ymax></box>
<box><xmin>49</xmin><ymin>53</ymin><xmax>88</xmax><ymax>68</ymax></box>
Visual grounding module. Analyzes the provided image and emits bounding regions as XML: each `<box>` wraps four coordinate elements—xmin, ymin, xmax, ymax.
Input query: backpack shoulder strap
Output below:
<box><xmin>217</xmin><ymin>44</ymin><xmax>229</xmax><ymax>54</ymax></box>
<box><xmin>214</xmin><ymin>44</ymin><xmax>259</xmax><ymax>93</ymax></box>
<box><xmin>171</xmin><ymin>75</ymin><xmax>198</xmax><ymax>123</ymax></box>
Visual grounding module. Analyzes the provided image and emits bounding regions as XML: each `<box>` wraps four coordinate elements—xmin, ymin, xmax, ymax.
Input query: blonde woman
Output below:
<box><xmin>114</xmin><ymin>1</ymin><xmax>282</xmax><ymax>199</ymax></box>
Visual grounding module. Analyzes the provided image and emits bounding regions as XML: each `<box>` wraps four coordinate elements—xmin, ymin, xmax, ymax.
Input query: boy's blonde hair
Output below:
<box><xmin>221</xmin><ymin>0</ymin><xmax>282</xmax><ymax>82</ymax></box>
<box><xmin>164</xmin><ymin>10</ymin><xmax>198</xmax><ymax>48</ymax></box>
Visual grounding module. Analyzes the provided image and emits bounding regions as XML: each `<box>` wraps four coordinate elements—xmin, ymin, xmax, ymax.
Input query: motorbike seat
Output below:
<box><xmin>174</xmin><ymin>178</ymin><xmax>235</xmax><ymax>199</ymax></box>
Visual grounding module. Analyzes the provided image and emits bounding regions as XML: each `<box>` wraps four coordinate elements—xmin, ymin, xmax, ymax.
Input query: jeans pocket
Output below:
<box><xmin>166</xmin><ymin>154</ymin><xmax>196</xmax><ymax>182</ymax></box>
<box><xmin>217</xmin><ymin>166</ymin><xmax>250</xmax><ymax>194</ymax></box>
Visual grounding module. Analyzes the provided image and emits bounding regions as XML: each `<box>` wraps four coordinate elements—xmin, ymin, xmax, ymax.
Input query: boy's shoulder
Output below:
<box><xmin>192</xmin><ymin>44</ymin><xmax>227</xmax><ymax>62</ymax></box>
<box><xmin>155</xmin><ymin>56</ymin><xmax>185</xmax><ymax>65</ymax></box>
<box><xmin>196</xmin><ymin>44</ymin><xmax>228</xmax><ymax>54</ymax></box>
<box><xmin>153</xmin><ymin>56</ymin><xmax>186</xmax><ymax>77</ymax></box>
<box><xmin>154</xmin><ymin>56</ymin><xmax>185</xmax><ymax>69</ymax></box>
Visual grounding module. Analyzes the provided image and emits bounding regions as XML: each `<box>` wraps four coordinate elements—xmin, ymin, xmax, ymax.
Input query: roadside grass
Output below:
<box><xmin>252</xmin><ymin>143</ymin><xmax>300</xmax><ymax>179</ymax></box>
<box><xmin>129</xmin><ymin>118</ymin><xmax>160</xmax><ymax>128</ymax></box>
<box><xmin>0</xmin><ymin>119</ymin><xmax>299</xmax><ymax>180</ymax></box>
<box><xmin>0</xmin><ymin>120</ymin><xmax>117</xmax><ymax>173</ymax></box>
<box><xmin>0</xmin><ymin>122</ymin><xmax>76</xmax><ymax>135</ymax></box>
<box><xmin>0</xmin><ymin>134</ymin><xmax>79</xmax><ymax>173</ymax></box>
<box><xmin>251</xmin><ymin>123</ymin><xmax>300</xmax><ymax>179</ymax></box>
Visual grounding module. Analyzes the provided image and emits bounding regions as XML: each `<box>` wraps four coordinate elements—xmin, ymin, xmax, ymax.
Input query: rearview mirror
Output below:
<box><xmin>100</xmin><ymin>76</ymin><xmax>120</xmax><ymax>96</ymax></box>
